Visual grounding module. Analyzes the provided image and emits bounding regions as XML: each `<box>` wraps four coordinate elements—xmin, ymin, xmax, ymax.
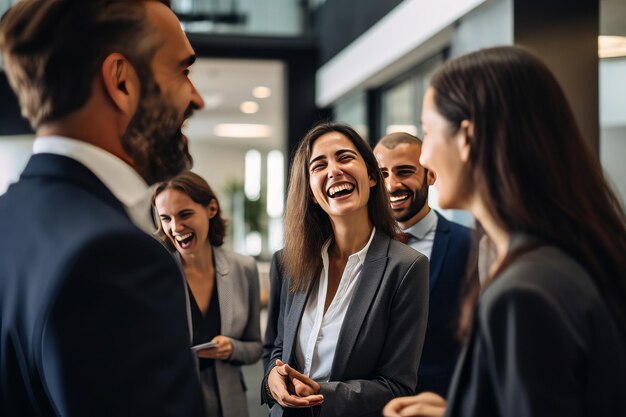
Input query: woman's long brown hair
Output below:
<box><xmin>430</xmin><ymin>46</ymin><xmax>626</xmax><ymax>343</ymax></box>
<box><xmin>282</xmin><ymin>121</ymin><xmax>399</xmax><ymax>293</ymax></box>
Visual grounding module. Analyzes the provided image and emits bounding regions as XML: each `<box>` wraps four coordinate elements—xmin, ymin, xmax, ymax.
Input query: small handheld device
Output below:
<box><xmin>191</xmin><ymin>341</ymin><xmax>218</xmax><ymax>352</ymax></box>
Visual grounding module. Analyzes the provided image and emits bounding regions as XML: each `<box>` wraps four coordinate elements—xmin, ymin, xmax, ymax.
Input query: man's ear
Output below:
<box><xmin>457</xmin><ymin>120</ymin><xmax>474</xmax><ymax>163</ymax></box>
<box><xmin>101</xmin><ymin>53</ymin><xmax>139</xmax><ymax>115</ymax></box>
<box><xmin>369</xmin><ymin>175</ymin><xmax>377</xmax><ymax>187</ymax></box>
<box><xmin>426</xmin><ymin>169</ymin><xmax>436</xmax><ymax>186</ymax></box>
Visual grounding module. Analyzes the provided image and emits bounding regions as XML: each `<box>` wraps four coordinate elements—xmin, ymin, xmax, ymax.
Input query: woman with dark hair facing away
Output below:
<box><xmin>153</xmin><ymin>171</ymin><xmax>262</xmax><ymax>417</ymax></box>
<box><xmin>261</xmin><ymin>122</ymin><xmax>430</xmax><ymax>417</ymax></box>
<box><xmin>384</xmin><ymin>46</ymin><xmax>626</xmax><ymax>417</ymax></box>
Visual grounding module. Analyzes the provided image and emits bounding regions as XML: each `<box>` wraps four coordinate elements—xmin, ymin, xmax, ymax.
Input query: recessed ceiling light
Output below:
<box><xmin>214</xmin><ymin>123</ymin><xmax>272</xmax><ymax>138</ymax></box>
<box><xmin>599</xmin><ymin>36</ymin><xmax>626</xmax><ymax>59</ymax></box>
<box><xmin>240</xmin><ymin>101</ymin><xmax>259</xmax><ymax>114</ymax></box>
<box><xmin>252</xmin><ymin>86</ymin><xmax>272</xmax><ymax>99</ymax></box>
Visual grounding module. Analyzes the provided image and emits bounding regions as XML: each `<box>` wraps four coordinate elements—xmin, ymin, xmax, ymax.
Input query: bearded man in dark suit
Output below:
<box><xmin>0</xmin><ymin>1</ymin><xmax>207</xmax><ymax>415</ymax></box>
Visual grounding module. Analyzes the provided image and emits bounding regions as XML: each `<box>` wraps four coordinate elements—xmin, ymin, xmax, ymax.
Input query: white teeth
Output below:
<box><xmin>175</xmin><ymin>233</ymin><xmax>193</xmax><ymax>241</ymax></box>
<box><xmin>390</xmin><ymin>194</ymin><xmax>409</xmax><ymax>202</ymax></box>
<box><xmin>328</xmin><ymin>183</ymin><xmax>354</xmax><ymax>196</ymax></box>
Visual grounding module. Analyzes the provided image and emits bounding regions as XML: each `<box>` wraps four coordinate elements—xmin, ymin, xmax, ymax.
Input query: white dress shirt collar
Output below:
<box><xmin>33</xmin><ymin>135</ymin><xmax>154</xmax><ymax>232</ymax></box>
<box><xmin>402</xmin><ymin>209</ymin><xmax>438</xmax><ymax>260</ymax></box>
<box><xmin>404</xmin><ymin>208</ymin><xmax>437</xmax><ymax>240</ymax></box>
<box><xmin>296</xmin><ymin>227</ymin><xmax>376</xmax><ymax>382</ymax></box>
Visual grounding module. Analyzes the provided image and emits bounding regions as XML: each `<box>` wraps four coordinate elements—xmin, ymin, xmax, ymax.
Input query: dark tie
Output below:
<box><xmin>397</xmin><ymin>232</ymin><xmax>413</xmax><ymax>244</ymax></box>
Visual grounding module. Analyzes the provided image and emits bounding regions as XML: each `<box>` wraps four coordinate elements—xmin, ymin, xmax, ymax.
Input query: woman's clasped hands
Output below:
<box><xmin>267</xmin><ymin>360</ymin><xmax>324</xmax><ymax>408</ymax></box>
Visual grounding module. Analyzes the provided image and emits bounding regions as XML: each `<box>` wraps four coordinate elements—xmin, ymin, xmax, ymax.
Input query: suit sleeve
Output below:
<box><xmin>262</xmin><ymin>251</ymin><xmax>283</xmax><ymax>370</ymax></box>
<box><xmin>229</xmin><ymin>256</ymin><xmax>263</xmax><ymax>365</ymax></box>
<box><xmin>317</xmin><ymin>254</ymin><xmax>430</xmax><ymax>417</ymax></box>
<box><xmin>260</xmin><ymin>264</ymin><xmax>289</xmax><ymax>408</ymax></box>
<box><xmin>43</xmin><ymin>229</ymin><xmax>206</xmax><ymax>417</ymax></box>
<box><xmin>477</xmin><ymin>284</ymin><xmax>584</xmax><ymax>417</ymax></box>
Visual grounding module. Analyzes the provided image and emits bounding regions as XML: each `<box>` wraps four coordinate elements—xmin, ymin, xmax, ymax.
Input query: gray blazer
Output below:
<box><xmin>445</xmin><ymin>234</ymin><xmax>626</xmax><ymax>417</ymax></box>
<box><xmin>195</xmin><ymin>247</ymin><xmax>263</xmax><ymax>417</ymax></box>
<box><xmin>262</xmin><ymin>230</ymin><xmax>430</xmax><ymax>417</ymax></box>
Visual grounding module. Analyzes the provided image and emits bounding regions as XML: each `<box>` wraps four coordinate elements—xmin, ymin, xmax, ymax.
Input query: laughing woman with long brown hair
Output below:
<box><xmin>153</xmin><ymin>171</ymin><xmax>262</xmax><ymax>417</ymax></box>
<box><xmin>261</xmin><ymin>122</ymin><xmax>430</xmax><ymax>417</ymax></box>
<box><xmin>384</xmin><ymin>46</ymin><xmax>626</xmax><ymax>417</ymax></box>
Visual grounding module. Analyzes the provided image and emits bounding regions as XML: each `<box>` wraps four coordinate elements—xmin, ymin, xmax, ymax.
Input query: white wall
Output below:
<box><xmin>316</xmin><ymin>0</ymin><xmax>487</xmax><ymax>106</ymax></box>
<box><xmin>601</xmin><ymin>126</ymin><xmax>626</xmax><ymax>205</ymax></box>
<box><xmin>0</xmin><ymin>135</ymin><xmax>35</xmax><ymax>195</ymax></box>
<box><xmin>600</xmin><ymin>57</ymin><xmax>626</xmax><ymax>207</ymax></box>
<box><xmin>449</xmin><ymin>0</ymin><xmax>513</xmax><ymax>58</ymax></box>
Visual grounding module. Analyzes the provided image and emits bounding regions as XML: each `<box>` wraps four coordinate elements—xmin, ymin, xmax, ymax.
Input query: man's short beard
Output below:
<box><xmin>121</xmin><ymin>78</ymin><xmax>193</xmax><ymax>185</ymax></box>
<box><xmin>395</xmin><ymin>171</ymin><xmax>429</xmax><ymax>223</ymax></box>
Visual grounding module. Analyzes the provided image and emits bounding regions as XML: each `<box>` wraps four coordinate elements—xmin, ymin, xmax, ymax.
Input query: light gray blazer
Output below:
<box><xmin>182</xmin><ymin>247</ymin><xmax>263</xmax><ymax>417</ymax></box>
<box><xmin>262</xmin><ymin>230</ymin><xmax>430</xmax><ymax>417</ymax></box>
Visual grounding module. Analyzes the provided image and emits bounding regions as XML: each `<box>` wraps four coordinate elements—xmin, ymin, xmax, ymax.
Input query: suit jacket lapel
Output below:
<box><xmin>173</xmin><ymin>252</ymin><xmax>194</xmax><ymax>341</ymax></box>
<box><xmin>330</xmin><ymin>230</ymin><xmax>389</xmax><ymax>379</ymax></box>
<box><xmin>282</xmin><ymin>287</ymin><xmax>310</xmax><ymax>367</ymax></box>
<box><xmin>214</xmin><ymin>247</ymin><xmax>234</xmax><ymax>336</ymax></box>
<box><xmin>429</xmin><ymin>213</ymin><xmax>450</xmax><ymax>291</ymax></box>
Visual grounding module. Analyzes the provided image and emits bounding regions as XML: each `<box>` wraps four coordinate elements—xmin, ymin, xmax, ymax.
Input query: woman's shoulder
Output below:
<box><xmin>387</xmin><ymin>237</ymin><xmax>429</xmax><ymax>264</ymax></box>
<box><xmin>488</xmin><ymin>244</ymin><xmax>592</xmax><ymax>296</ymax></box>
<box><xmin>479</xmin><ymin>243</ymin><xmax>605</xmax><ymax>330</ymax></box>
<box><xmin>214</xmin><ymin>246</ymin><xmax>257</xmax><ymax>272</ymax></box>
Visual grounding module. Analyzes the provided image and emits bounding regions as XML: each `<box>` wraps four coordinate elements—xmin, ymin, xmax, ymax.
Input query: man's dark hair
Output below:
<box><xmin>0</xmin><ymin>0</ymin><xmax>170</xmax><ymax>128</ymax></box>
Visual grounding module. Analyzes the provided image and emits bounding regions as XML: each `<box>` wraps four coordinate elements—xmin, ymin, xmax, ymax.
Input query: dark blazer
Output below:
<box><xmin>445</xmin><ymin>234</ymin><xmax>626</xmax><ymax>417</ymax></box>
<box><xmin>262</xmin><ymin>250</ymin><xmax>284</xmax><ymax>370</ymax></box>
<box><xmin>416</xmin><ymin>212</ymin><xmax>472</xmax><ymax>397</ymax></box>
<box><xmin>262</xmin><ymin>230</ymin><xmax>430</xmax><ymax>417</ymax></box>
<box><xmin>0</xmin><ymin>154</ymin><xmax>205</xmax><ymax>416</ymax></box>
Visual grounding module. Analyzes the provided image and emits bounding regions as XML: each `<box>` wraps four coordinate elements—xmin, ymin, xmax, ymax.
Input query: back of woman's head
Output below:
<box><xmin>431</xmin><ymin>46</ymin><xmax>626</xmax><ymax>339</ymax></box>
<box><xmin>283</xmin><ymin>121</ymin><xmax>398</xmax><ymax>292</ymax></box>
<box><xmin>152</xmin><ymin>171</ymin><xmax>227</xmax><ymax>248</ymax></box>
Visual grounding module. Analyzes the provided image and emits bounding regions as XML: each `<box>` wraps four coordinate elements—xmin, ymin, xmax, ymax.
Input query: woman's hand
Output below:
<box><xmin>383</xmin><ymin>392</ymin><xmax>447</xmax><ymax>417</ymax></box>
<box><xmin>196</xmin><ymin>335</ymin><xmax>233</xmax><ymax>360</ymax></box>
<box><xmin>278</xmin><ymin>360</ymin><xmax>321</xmax><ymax>397</ymax></box>
<box><xmin>267</xmin><ymin>360</ymin><xmax>324</xmax><ymax>408</ymax></box>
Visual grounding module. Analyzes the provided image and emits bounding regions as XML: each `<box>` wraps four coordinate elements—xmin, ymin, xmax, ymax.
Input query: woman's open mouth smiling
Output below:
<box><xmin>327</xmin><ymin>182</ymin><xmax>355</xmax><ymax>199</ymax></box>
<box><xmin>174</xmin><ymin>232</ymin><xmax>195</xmax><ymax>249</ymax></box>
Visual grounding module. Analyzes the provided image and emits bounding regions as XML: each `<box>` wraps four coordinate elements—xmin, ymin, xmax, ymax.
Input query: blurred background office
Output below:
<box><xmin>1</xmin><ymin>1</ymin><xmax>624</xmax><ymax>416</ymax></box>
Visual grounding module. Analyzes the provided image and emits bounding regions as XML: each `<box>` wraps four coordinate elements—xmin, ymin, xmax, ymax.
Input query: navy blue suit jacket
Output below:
<box><xmin>0</xmin><ymin>154</ymin><xmax>205</xmax><ymax>416</ymax></box>
<box><xmin>416</xmin><ymin>212</ymin><xmax>473</xmax><ymax>397</ymax></box>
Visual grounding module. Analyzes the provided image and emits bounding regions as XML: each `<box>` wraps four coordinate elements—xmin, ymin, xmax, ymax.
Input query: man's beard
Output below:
<box><xmin>394</xmin><ymin>171</ymin><xmax>429</xmax><ymax>223</ymax></box>
<box><xmin>121</xmin><ymin>78</ymin><xmax>193</xmax><ymax>185</ymax></box>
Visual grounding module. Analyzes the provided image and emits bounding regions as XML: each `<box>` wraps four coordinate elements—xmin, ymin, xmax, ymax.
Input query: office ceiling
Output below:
<box><xmin>185</xmin><ymin>58</ymin><xmax>286</xmax><ymax>151</ymax></box>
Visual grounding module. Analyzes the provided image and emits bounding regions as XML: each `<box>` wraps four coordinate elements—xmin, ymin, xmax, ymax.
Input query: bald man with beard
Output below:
<box><xmin>374</xmin><ymin>132</ymin><xmax>474</xmax><ymax>398</ymax></box>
